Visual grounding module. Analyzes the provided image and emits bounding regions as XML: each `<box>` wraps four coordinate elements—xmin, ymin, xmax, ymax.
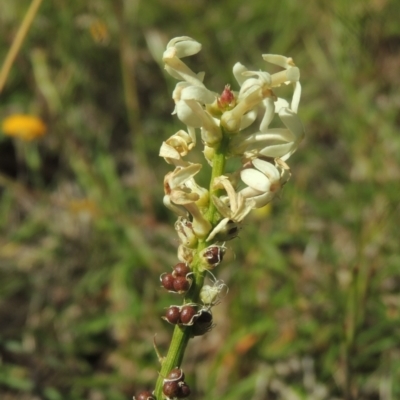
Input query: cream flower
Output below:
<box><xmin>239</xmin><ymin>158</ymin><xmax>291</xmax><ymax>208</ymax></box>
<box><xmin>159</xmin><ymin>129</ymin><xmax>195</xmax><ymax>166</ymax></box>
<box><xmin>206</xmin><ymin>175</ymin><xmax>255</xmax><ymax>242</ymax></box>
<box><xmin>163</xmin><ymin>164</ymin><xmax>211</xmax><ymax>239</ymax></box>
<box><xmin>230</xmin><ymin>107</ymin><xmax>305</xmax><ymax>161</ymax></box>
<box><xmin>164</xmin><ymin>37</ymin><xmax>222</xmax><ymax>146</ymax></box>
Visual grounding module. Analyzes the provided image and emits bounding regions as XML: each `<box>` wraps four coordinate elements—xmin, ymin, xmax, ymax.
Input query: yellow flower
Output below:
<box><xmin>68</xmin><ymin>199</ymin><xmax>99</xmax><ymax>218</ymax></box>
<box><xmin>89</xmin><ymin>19</ymin><xmax>110</xmax><ymax>45</ymax></box>
<box><xmin>1</xmin><ymin>114</ymin><xmax>47</xmax><ymax>141</ymax></box>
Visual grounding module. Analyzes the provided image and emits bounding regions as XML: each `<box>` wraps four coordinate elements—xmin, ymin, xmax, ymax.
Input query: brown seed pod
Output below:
<box><xmin>163</xmin><ymin>306</ymin><xmax>181</xmax><ymax>325</ymax></box>
<box><xmin>173</xmin><ymin>263</ymin><xmax>191</xmax><ymax>278</ymax></box>
<box><xmin>134</xmin><ymin>390</ymin><xmax>155</xmax><ymax>400</ymax></box>
<box><xmin>162</xmin><ymin>380</ymin><xmax>180</xmax><ymax>398</ymax></box>
<box><xmin>177</xmin><ymin>382</ymin><xmax>191</xmax><ymax>398</ymax></box>
<box><xmin>202</xmin><ymin>245</ymin><xmax>226</xmax><ymax>267</ymax></box>
<box><xmin>173</xmin><ymin>276</ymin><xmax>191</xmax><ymax>293</ymax></box>
<box><xmin>179</xmin><ymin>305</ymin><xmax>198</xmax><ymax>325</ymax></box>
<box><xmin>166</xmin><ymin>367</ymin><xmax>185</xmax><ymax>382</ymax></box>
<box><xmin>192</xmin><ymin>309</ymin><xmax>214</xmax><ymax>336</ymax></box>
<box><xmin>160</xmin><ymin>273</ymin><xmax>175</xmax><ymax>291</ymax></box>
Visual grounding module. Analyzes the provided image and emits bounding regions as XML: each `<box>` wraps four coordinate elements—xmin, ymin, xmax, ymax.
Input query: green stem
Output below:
<box><xmin>154</xmin><ymin>132</ymin><xmax>229</xmax><ymax>399</ymax></box>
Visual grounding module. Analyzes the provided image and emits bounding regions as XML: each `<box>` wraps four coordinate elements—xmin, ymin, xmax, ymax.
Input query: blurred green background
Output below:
<box><xmin>1</xmin><ymin>0</ymin><xmax>399</xmax><ymax>399</ymax></box>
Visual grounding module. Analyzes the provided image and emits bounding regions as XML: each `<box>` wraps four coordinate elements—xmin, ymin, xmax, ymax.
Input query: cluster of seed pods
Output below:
<box><xmin>162</xmin><ymin>368</ymin><xmax>191</xmax><ymax>399</ymax></box>
<box><xmin>160</xmin><ymin>263</ymin><xmax>192</xmax><ymax>294</ymax></box>
<box><xmin>163</xmin><ymin>304</ymin><xmax>214</xmax><ymax>336</ymax></box>
<box><xmin>135</xmin><ymin>245</ymin><xmax>227</xmax><ymax>397</ymax></box>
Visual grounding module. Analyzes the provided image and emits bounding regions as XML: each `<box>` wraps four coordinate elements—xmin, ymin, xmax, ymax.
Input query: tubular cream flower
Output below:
<box><xmin>159</xmin><ymin>129</ymin><xmax>195</xmax><ymax>166</ymax></box>
<box><xmin>163</xmin><ymin>36</ymin><xmax>204</xmax><ymax>86</ymax></box>
<box><xmin>206</xmin><ymin>175</ymin><xmax>255</xmax><ymax>242</ymax></box>
<box><xmin>2</xmin><ymin>114</ymin><xmax>47</xmax><ymax>141</ymax></box>
<box><xmin>163</xmin><ymin>164</ymin><xmax>211</xmax><ymax>238</ymax></box>
<box><xmin>239</xmin><ymin>158</ymin><xmax>291</xmax><ymax>208</ymax></box>
<box><xmin>230</xmin><ymin>107</ymin><xmax>305</xmax><ymax>161</ymax></box>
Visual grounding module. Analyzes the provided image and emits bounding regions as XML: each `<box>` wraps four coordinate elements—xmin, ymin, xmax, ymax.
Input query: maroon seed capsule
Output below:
<box><xmin>163</xmin><ymin>380</ymin><xmax>180</xmax><ymax>398</ymax></box>
<box><xmin>173</xmin><ymin>276</ymin><xmax>190</xmax><ymax>293</ymax></box>
<box><xmin>161</xmin><ymin>273</ymin><xmax>175</xmax><ymax>291</ymax></box>
<box><xmin>203</xmin><ymin>246</ymin><xmax>225</xmax><ymax>266</ymax></box>
<box><xmin>192</xmin><ymin>309</ymin><xmax>214</xmax><ymax>336</ymax></box>
<box><xmin>134</xmin><ymin>390</ymin><xmax>155</xmax><ymax>400</ymax></box>
<box><xmin>173</xmin><ymin>263</ymin><xmax>191</xmax><ymax>278</ymax></box>
<box><xmin>180</xmin><ymin>305</ymin><xmax>197</xmax><ymax>325</ymax></box>
<box><xmin>166</xmin><ymin>367</ymin><xmax>185</xmax><ymax>382</ymax></box>
<box><xmin>164</xmin><ymin>306</ymin><xmax>181</xmax><ymax>324</ymax></box>
<box><xmin>177</xmin><ymin>382</ymin><xmax>191</xmax><ymax>398</ymax></box>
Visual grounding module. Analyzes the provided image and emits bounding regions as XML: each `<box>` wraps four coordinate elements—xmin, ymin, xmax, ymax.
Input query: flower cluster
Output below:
<box><xmin>143</xmin><ymin>36</ymin><xmax>304</xmax><ymax>400</ymax></box>
<box><xmin>161</xmin><ymin>36</ymin><xmax>304</xmax><ymax>248</ymax></box>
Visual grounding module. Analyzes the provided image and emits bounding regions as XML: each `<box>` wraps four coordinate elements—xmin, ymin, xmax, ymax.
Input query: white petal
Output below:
<box><xmin>239</xmin><ymin>186</ymin><xmax>263</xmax><ymax>199</ymax></box>
<box><xmin>285</xmin><ymin>66</ymin><xmax>300</xmax><ymax>82</ymax></box>
<box><xmin>262</xmin><ymin>54</ymin><xmax>295</xmax><ymax>69</ymax></box>
<box><xmin>233</xmin><ymin>62</ymin><xmax>248</xmax><ymax>85</ymax></box>
<box><xmin>211</xmin><ymin>195</ymin><xmax>233</xmax><ymax>219</ymax></box>
<box><xmin>240</xmin><ymin>109</ymin><xmax>258</xmax><ymax>130</ymax></box>
<box><xmin>163</xmin><ymin>195</ymin><xmax>188</xmax><ymax>217</ymax></box>
<box><xmin>170</xmin><ymin>189</ymin><xmax>199</xmax><ymax>204</ymax></box>
<box><xmin>274</xmin><ymin>97</ymin><xmax>289</xmax><ymax>112</ymax></box>
<box><xmin>181</xmin><ymin>86</ymin><xmax>216</xmax><ymax>104</ymax></box>
<box><xmin>167</xmin><ymin>37</ymin><xmax>202</xmax><ymax>58</ymax></box>
<box><xmin>259</xmin><ymin>97</ymin><xmax>275</xmax><ymax>133</ymax></box>
<box><xmin>241</xmin><ymin>70</ymin><xmax>272</xmax><ymax>86</ymax></box>
<box><xmin>159</xmin><ymin>142</ymin><xmax>180</xmax><ymax>160</ymax></box>
<box><xmin>259</xmin><ymin>142</ymin><xmax>296</xmax><ymax>160</ymax></box>
<box><xmin>206</xmin><ymin>218</ymin><xmax>229</xmax><ymax>242</ymax></box>
<box><xmin>279</xmin><ymin>108</ymin><xmax>305</xmax><ymax>142</ymax></box>
<box><xmin>176</xmin><ymin>100</ymin><xmax>203</xmax><ymax>127</ymax></box>
<box><xmin>291</xmin><ymin>81</ymin><xmax>301</xmax><ymax>113</ymax></box>
<box><xmin>250</xmin><ymin>190</ymin><xmax>276</xmax><ymax>208</ymax></box>
<box><xmin>252</xmin><ymin>159</ymin><xmax>280</xmax><ymax>181</ymax></box>
<box><xmin>241</xmin><ymin>168</ymin><xmax>271</xmax><ymax>192</ymax></box>
<box><xmin>169</xmin><ymin>164</ymin><xmax>202</xmax><ymax>189</ymax></box>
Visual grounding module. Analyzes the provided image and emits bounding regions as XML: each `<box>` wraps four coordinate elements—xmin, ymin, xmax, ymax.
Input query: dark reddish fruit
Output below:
<box><xmin>173</xmin><ymin>276</ymin><xmax>190</xmax><ymax>293</ymax></box>
<box><xmin>180</xmin><ymin>305</ymin><xmax>197</xmax><ymax>325</ymax></box>
<box><xmin>177</xmin><ymin>382</ymin><xmax>191</xmax><ymax>398</ymax></box>
<box><xmin>192</xmin><ymin>310</ymin><xmax>213</xmax><ymax>336</ymax></box>
<box><xmin>173</xmin><ymin>263</ymin><xmax>191</xmax><ymax>277</ymax></box>
<box><xmin>161</xmin><ymin>273</ymin><xmax>175</xmax><ymax>291</ymax></box>
<box><xmin>134</xmin><ymin>390</ymin><xmax>155</xmax><ymax>400</ymax></box>
<box><xmin>164</xmin><ymin>306</ymin><xmax>181</xmax><ymax>324</ymax></box>
<box><xmin>163</xmin><ymin>380</ymin><xmax>180</xmax><ymax>398</ymax></box>
<box><xmin>166</xmin><ymin>367</ymin><xmax>184</xmax><ymax>382</ymax></box>
<box><xmin>204</xmin><ymin>246</ymin><xmax>225</xmax><ymax>266</ymax></box>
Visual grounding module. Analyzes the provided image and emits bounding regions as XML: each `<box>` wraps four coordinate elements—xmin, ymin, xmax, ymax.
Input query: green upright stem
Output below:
<box><xmin>154</xmin><ymin>132</ymin><xmax>229</xmax><ymax>399</ymax></box>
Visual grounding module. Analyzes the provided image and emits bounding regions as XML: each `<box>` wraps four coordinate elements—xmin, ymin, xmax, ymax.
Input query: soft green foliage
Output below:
<box><xmin>0</xmin><ymin>0</ymin><xmax>399</xmax><ymax>399</ymax></box>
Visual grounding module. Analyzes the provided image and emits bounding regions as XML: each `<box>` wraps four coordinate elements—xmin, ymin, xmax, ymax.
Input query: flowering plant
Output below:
<box><xmin>134</xmin><ymin>36</ymin><xmax>304</xmax><ymax>400</ymax></box>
